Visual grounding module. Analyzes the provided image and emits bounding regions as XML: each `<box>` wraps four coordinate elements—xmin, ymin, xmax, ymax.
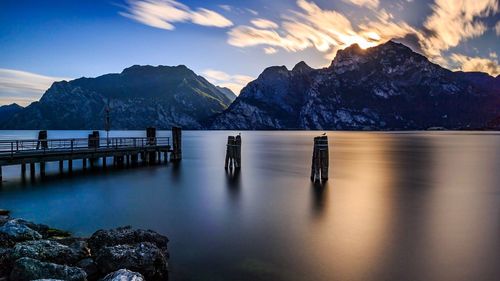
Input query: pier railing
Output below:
<box><xmin>0</xmin><ymin>137</ymin><xmax>170</xmax><ymax>156</ymax></box>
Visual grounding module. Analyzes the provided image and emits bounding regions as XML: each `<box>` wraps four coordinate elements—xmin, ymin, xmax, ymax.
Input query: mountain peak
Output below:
<box><xmin>292</xmin><ymin>61</ymin><xmax>313</xmax><ymax>73</ymax></box>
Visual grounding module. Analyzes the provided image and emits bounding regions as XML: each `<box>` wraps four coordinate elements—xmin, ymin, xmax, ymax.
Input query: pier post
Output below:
<box><xmin>40</xmin><ymin>162</ymin><xmax>46</xmax><ymax>178</ymax></box>
<box><xmin>68</xmin><ymin>159</ymin><xmax>73</xmax><ymax>173</ymax></box>
<box><xmin>59</xmin><ymin>161</ymin><xmax>63</xmax><ymax>173</ymax></box>
<box><xmin>103</xmin><ymin>157</ymin><xmax>107</xmax><ymax>169</ymax></box>
<box><xmin>225</xmin><ymin>135</ymin><xmax>242</xmax><ymax>170</ymax></box>
<box><xmin>0</xmin><ymin>165</ymin><xmax>2</xmax><ymax>182</ymax></box>
<box><xmin>126</xmin><ymin>154</ymin><xmax>130</xmax><ymax>166</ymax></box>
<box><xmin>171</xmin><ymin>127</ymin><xmax>182</xmax><ymax>161</ymax></box>
<box><xmin>21</xmin><ymin>162</ymin><xmax>27</xmax><ymax>177</ymax></box>
<box><xmin>310</xmin><ymin>136</ymin><xmax>329</xmax><ymax>183</ymax></box>
<box><xmin>37</xmin><ymin>130</ymin><xmax>48</xmax><ymax>150</ymax></box>
<box><xmin>131</xmin><ymin>154</ymin><xmax>138</xmax><ymax>166</ymax></box>
<box><xmin>30</xmin><ymin>163</ymin><xmax>35</xmax><ymax>178</ymax></box>
<box><xmin>82</xmin><ymin>158</ymin><xmax>87</xmax><ymax>170</ymax></box>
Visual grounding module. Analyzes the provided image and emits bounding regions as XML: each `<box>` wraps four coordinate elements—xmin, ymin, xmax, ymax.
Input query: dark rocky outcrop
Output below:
<box><xmin>95</xmin><ymin>242</ymin><xmax>168</xmax><ymax>280</ymax></box>
<box><xmin>10</xmin><ymin>257</ymin><xmax>87</xmax><ymax>281</ymax></box>
<box><xmin>101</xmin><ymin>269</ymin><xmax>145</xmax><ymax>281</ymax></box>
<box><xmin>0</xmin><ymin>103</ymin><xmax>23</xmax><ymax>124</ymax></box>
<box><xmin>210</xmin><ymin>40</ymin><xmax>500</xmax><ymax>130</ymax></box>
<box><xmin>0</xmin><ymin>213</ymin><xmax>169</xmax><ymax>281</ymax></box>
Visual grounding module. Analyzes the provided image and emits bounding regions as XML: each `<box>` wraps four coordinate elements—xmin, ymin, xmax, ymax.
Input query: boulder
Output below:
<box><xmin>0</xmin><ymin>248</ymin><xmax>13</xmax><ymax>276</ymax></box>
<box><xmin>0</xmin><ymin>210</ymin><xmax>9</xmax><ymax>216</ymax></box>
<box><xmin>95</xmin><ymin>242</ymin><xmax>168</xmax><ymax>280</ymax></box>
<box><xmin>88</xmin><ymin>226</ymin><xmax>168</xmax><ymax>256</ymax></box>
<box><xmin>101</xmin><ymin>269</ymin><xmax>145</xmax><ymax>281</ymax></box>
<box><xmin>13</xmin><ymin>219</ymin><xmax>70</xmax><ymax>239</ymax></box>
<box><xmin>10</xmin><ymin>257</ymin><xmax>86</xmax><ymax>281</ymax></box>
<box><xmin>0</xmin><ymin>219</ymin><xmax>42</xmax><ymax>241</ymax></box>
<box><xmin>77</xmin><ymin>258</ymin><xmax>98</xmax><ymax>278</ymax></box>
<box><xmin>11</xmin><ymin>240</ymin><xmax>82</xmax><ymax>265</ymax></box>
<box><xmin>0</xmin><ymin>232</ymin><xmax>15</xmax><ymax>248</ymax></box>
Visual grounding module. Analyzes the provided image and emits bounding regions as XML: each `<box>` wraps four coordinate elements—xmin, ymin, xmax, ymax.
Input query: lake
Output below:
<box><xmin>0</xmin><ymin>130</ymin><xmax>499</xmax><ymax>281</ymax></box>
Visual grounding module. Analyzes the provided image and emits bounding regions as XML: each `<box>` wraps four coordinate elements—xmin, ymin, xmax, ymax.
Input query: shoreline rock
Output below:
<box><xmin>0</xmin><ymin>212</ymin><xmax>169</xmax><ymax>281</ymax></box>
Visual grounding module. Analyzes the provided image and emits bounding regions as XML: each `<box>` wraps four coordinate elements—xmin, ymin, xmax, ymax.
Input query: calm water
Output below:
<box><xmin>0</xmin><ymin>131</ymin><xmax>499</xmax><ymax>281</ymax></box>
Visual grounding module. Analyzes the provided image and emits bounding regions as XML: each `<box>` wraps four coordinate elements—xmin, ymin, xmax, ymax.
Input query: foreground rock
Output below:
<box><xmin>96</xmin><ymin>242</ymin><xmax>168</xmax><ymax>280</ymax></box>
<box><xmin>102</xmin><ymin>269</ymin><xmax>145</xmax><ymax>281</ymax></box>
<box><xmin>10</xmin><ymin>257</ymin><xmax>87</xmax><ymax>281</ymax></box>
<box><xmin>0</xmin><ymin>213</ymin><xmax>169</xmax><ymax>280</ymax></box>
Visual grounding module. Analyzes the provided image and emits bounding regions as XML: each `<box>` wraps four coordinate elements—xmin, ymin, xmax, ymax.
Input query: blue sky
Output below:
<box><xmin>0</xmin><ymin>0</ymin><xmax>499</xmax><ymax>105</ymax></box>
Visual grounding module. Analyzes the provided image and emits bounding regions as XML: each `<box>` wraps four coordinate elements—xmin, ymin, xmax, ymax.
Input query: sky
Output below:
<box><xmin>0</xmin><ymin>0</ymin><xmax>499</xmax><ymax>105</ymax></box>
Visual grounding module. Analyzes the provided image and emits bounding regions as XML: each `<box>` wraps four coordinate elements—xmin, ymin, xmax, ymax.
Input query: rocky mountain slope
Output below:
<box><xmin>0</xmin><ymin>103</ymin><xmax>23</xmax><ymax>124</ymax></box>
<box><xmin>209</xmin><ymin>41</ymin><xmax>500</xmax><ymax>130</ymax></box>
<box><xmin>1</xmin><ymin>65</ymin><xmax>236</xmax><ymax>130</ymax></box>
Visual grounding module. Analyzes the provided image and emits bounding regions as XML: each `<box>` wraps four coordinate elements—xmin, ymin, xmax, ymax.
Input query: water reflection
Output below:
<box><xmin>0</xmin><ymin>131</ymin><xmax>498</xmax><ymax>281</ymax></box>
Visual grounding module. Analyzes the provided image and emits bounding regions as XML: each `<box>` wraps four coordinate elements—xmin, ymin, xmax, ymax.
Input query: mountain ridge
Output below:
<box><xmin>209</xmin><ymin>40</ymin><xmax>499</xmax><ymax>130</ymax></box>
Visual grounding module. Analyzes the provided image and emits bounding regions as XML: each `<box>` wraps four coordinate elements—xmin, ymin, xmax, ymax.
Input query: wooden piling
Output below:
<box><xmin>82</xmin><ymin>158</ymin><xmax>87</xmax><ymax>169</ymax></box>
<box><xmin>103</xmin><ymin>157</ymin><xmax>107</xmax><ymax>169</ymax></box>
<box><xmin>225</xmin><ymin>135</ymin><xmax>242</xmax><ymax>170</ymax></box>
<box><xmin>21</xmin><ymin>162</ymin><xmax>27</xmax><ymax>176</ymax></box>
<box><xmin>30</xmin><ymin>163</ymin><xmax>35</xmax><ymax>178</ymax></box>
<box><xmin>40</xmin><ymin>162</ymin><xmax>46</xmax><ymax>177</ymax></box>
<box><xmin>310</xmin><ymin>136</ymin><xmax>329</xmax><ymax>183</ymax></box>
<box><xmin>37</xmin><ymin>130</ymin><xmax>48</xmax><ymax>150</ymax></box>
<box><xmin>68</xmin><ymin>159</ymin><xmax>73</xmax><ymax>173</ymax></box>
<box><xmin>171</xmin><ymin>127</ymin><xmax>182</xmax><ymax>161</ymax></box>
<box><xmin>0</xmin><ymin>165</ymin><xmax>2</xmax><ymax>181</ymax></box>
<box><xmin>59</xmin><ymin>160</ymin><xmax>63</xmax><ymax>173</ymax></box>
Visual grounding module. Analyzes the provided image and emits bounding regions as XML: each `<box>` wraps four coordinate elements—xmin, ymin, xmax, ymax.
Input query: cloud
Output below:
<box><xmin>264</xmin><ymin>47</ymin><xmax>278</xmax><ymax>54</ymax></box>
<box><xmin>496</xmin><ymin>21</ymin><xmax>500</xmax><ymax>36</ymax></box>
<box><xmin>0</xmin><ymin>68</ymin><xmax>71</xmax><ymax>106</ymax></box>
<box><xmin>227</xmin><ymin>0</ymin><xmax>415</xmax><ymax>61</ymax></box>
<box><xmin>219</xmin><ymin>5</ymin><xmax>231</xmax><ymax>12</ymax></box>
<box><xmin>202</xmin><ymin>69</ymin><xmax>254</xmax><ymax>95</ymax></box>
<box><xmin>121</xmin><ymin>0</ymin><xmax>233</xmax><ymax>30</ymax></box>
<box><xmin>419</xmin><ymin>0</ymin><xmax>498</xmax><ymax>59</ymax></box>
<box><xmin>251</xmin><ymin>18</ymin><xmax>279</xmax><ymax>29</ymax></box>
<box><xmin>342</xmin><ymin>0</ymin><xmax>379</xmax><ymax>9</ymax></box>
<box><xmin>450</xmin><ymin>53</ymin><xmax>500</xmax><ymax>76</ymax></box>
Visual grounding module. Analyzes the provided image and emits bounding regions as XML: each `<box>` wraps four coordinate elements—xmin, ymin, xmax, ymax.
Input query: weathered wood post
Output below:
<box><xmin>30</xmin><ymin>162</ymin><xmax>35</xmax><ymax>178</ymax></box>
<box><xmin>225</xmin><ymin>136</ymin><xmax>235</xmax><ymax>169</ymax></box>
<box><xmin>171</xmin><ymin>127</ymin><xmax>182</xmax><ymax>161</ymax></box>
<box><xmin>235</xmin><ymin>134</ymin><xmax>242</xmax><ymax>169</ymax></box>
<box><xmin>225</xmin><ymin>135</ymin><xmax>242</xmax><ymax>170</ymax></box>
<box><xmin>58</xmin><ymin>160</ymin><xmax>63</xmax><ymax>173</ymax></box>
<box><xmin>146</xmin><ymin>128</ymin><xmax>157</xmax><ymax>164</ymax></box>
<box><xmin>311</xmin><ymin>135</ymin><xmax>329</xmax><ymax>183</ymax></box>
<box><xmin>21</xmin><ymin>162</ymin><xmax>26</xmax><ymax>177</ymax></box>
<box><xmin>37</xmin><ymin>130</ymin><xmax>48</xmax><ymax>150</ymax></box>
<box><xmin>0</xmin><ymin>165</ymin><xmax>2</xmax><ymax>182</ymax></box>
<box><xmin>40</xmin><ymin>162</ymin><xmax>46</xmax><ymax>178</ymax></box>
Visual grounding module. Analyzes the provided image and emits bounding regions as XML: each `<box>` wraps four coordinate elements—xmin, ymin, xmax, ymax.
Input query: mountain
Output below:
<box><xmin>0</xmin><ymin>103</ymin><xmax>23</xmax><ymax>124</ymax></box>
<box><xmin>2</xmin><ymin>65</ymin><xmax>234</xmax><ymax>130</ymax></box>
<box><xmin>216</xmin><ymin>86</ymin><xmax>237</xmax><ymax>102</ymax></box>
<box><xmin>210</xmin><ymin>41</ymin><xmax>500</xmax><ymax>130</ymax></box>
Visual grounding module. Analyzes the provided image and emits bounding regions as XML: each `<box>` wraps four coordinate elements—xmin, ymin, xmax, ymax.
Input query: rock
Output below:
<box><xmin>0</xmin><ymin>232</ymin><xmax>15</xmax><ymax>248</ymax></box>
<box><xmin>0</xmin><ymin>248</ymin><xmax>13</xmax><ymax>276</ymax></box>
<box><xmin>77</xmin><ymin>258</ymin><xmax>98</xmax><ymax>278</ymax></box>
<box><xmin>13</xmin><ymin>219</ymin><xmax>70</xmax><ymax>239</ymax></box>
<box><xmin>0</xmin><ymin>215</ymin><xmax>10</xmax><ymax>226</ymax></box>
<box><xmin>101</xmin><ymin>269</ymin><xmax>145</xmax><ymax>281</ymax></box>
<box><xmin>88</xmin><ymin>226</ymin><xmax>168</xmax><ymax>256</ymax></box>
<box><xmin>0</xmin><ymin>219</ymin><xmax>42</xmax><ymax>241</ymax></box>
<box><xmin>0</xmin><ymin>210</ymin><xmax>9</xmax><ymax>216</ymax></box>
<box><xmin>95</xmin><ymin>242</ymin><xmax>168</xmax><ymax>280</ymax></box>
<box><xmin>11</xmin><ymin>240</ymin><xmax>82</xmax><ymax>265</ymax></box>
<box><xmin>32</xmin><ymin>279</ymin><xmax>65</xmax><ymax>281</ymax></box>
<box><xmin>10</xmin><ymin>257</ymin><xmax>86</xmax><ymax>281</ymax></box>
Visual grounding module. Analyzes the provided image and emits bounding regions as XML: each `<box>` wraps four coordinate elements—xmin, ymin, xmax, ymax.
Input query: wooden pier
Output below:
<box><xmin>0</xmin><ymin>128</ymin><xmax>182</xmax><ymax>181</ymax></box>
<box><xmin>310</xmin><ymin>135</ymin><xmax>329</xmax><ymax>183</ymax></box>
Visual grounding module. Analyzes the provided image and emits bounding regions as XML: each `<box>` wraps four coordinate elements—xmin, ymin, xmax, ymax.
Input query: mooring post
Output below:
<box><xmin>171</xmin><ymin>127</ymin><xmax>182</xmax><ymax>161</ymax></box>
<box><xmin>235</xmin><ymin>134</ymin><xmax>242</xmax><ymax>169</ymax></box>
<box><xmin>30</xmin><ymin>162</ymin><xmax>35</xmax><ymax>178</ymax></box>
<box><xmin>311</xmin><ymin>135</ymin><xmax>329</xmax><ymax>183</ymax></box>
<box><xmin>21</xmin><ymin>162</ymin><xmax>26</xmax><ymax>177</ymax></box>
<box><xmin>224</xmin><ymin>136</ymin><xmax>235</xmax><ymax>169</ymax></box>
<box><xmin>37</xmin><ymin>130</ymin><xmax>48</xmax><ymax>150</ymax></box>
<box><xmin>40</xmin><ymin>162</ymin><xmax>46</xmax><ymax>178</ymax></box>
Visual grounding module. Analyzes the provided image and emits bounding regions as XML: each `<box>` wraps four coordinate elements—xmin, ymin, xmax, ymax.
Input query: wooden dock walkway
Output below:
<box><xmin>0</xmin><ymin>128</ymin><xmax>182</xmax><ymax>181</ymax></box>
